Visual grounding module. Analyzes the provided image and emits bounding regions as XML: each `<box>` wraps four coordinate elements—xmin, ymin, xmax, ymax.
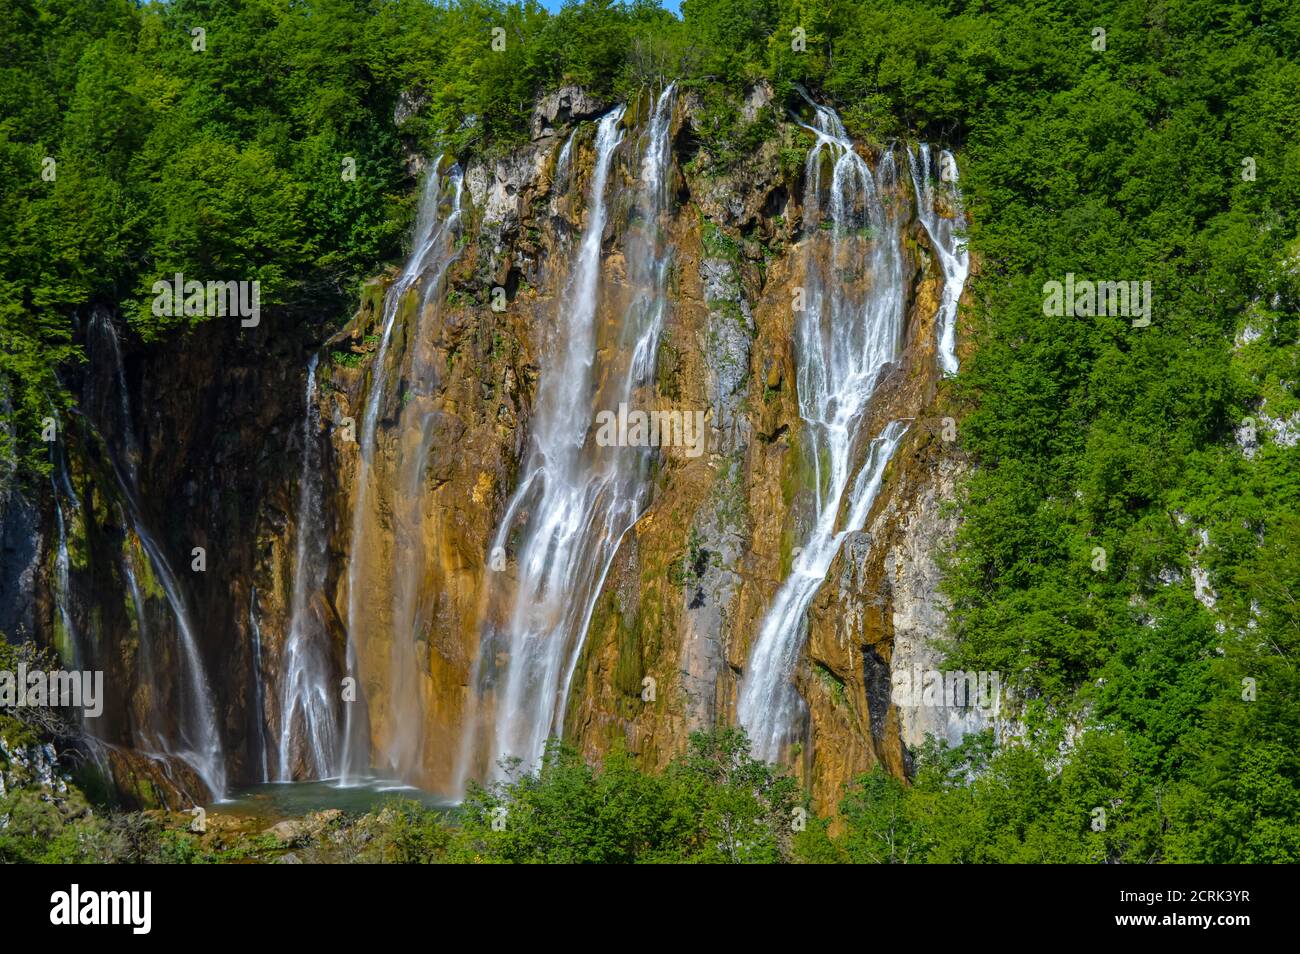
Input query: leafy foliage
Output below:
<box><xmin>449</xmin><ymin>729</ymin><xmax>808</xmax><ymax>863</ymax></box>
<box><xmin>1</xmin><ymin>0</ymin><xmax>1297</xmax><ymax>862</ymax></box>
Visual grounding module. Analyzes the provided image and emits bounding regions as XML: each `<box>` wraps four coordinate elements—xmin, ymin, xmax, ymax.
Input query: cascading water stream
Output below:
<box><xmin>86</xmin><ymin>313</ymin><xmax>227</xmax><ymax>796</ymax></box>
<box><xmin>622</xmin><ymin>85</ymin><xmax>676</xmax><ymax>392</ymax></box>
<box><xmin>908</xmin><ymin>143</ymin><xmax>969</xmax><ymax>375</ymax></box>
<box><xmin>278</xmin><ymin>353</ymin><xmax>340</xmax><ymax>781</ymax></box>
<box><xmin>50</xmin><ymin>436</ymin><xmax>114</xmax><ymax>778</ymax></box>
<box><xmin>550</xmin><ymin>132</ymin><xmax>576</xmax><ymax>216</ymax></box>
<box><xmin>737</xmin><ymin>95</ymin><xmax>911</xmax><ymax>763</ymax></box>
<box><xmin>470</xmin><ymin>104</ymin><xmax>626</xmax><ymax>784</ymax></box>
<box><xmin>248</xmin><ymin>589</ymin><xmax>270</xmax><ymax>783</ymax></box>
<box><xmin>456</xmin><ymin>87</ymin><xmax>677</xmax><ymax>789</ymax></box>
<box><xmin>50</xmin><ymin>448</ymin><xmax>82</xmax><ymax>670</ymax></box>
<box><xmin>341</xmin><ymin>162</ymin><xmax>464</xmax><ymax>782</ymax></box>
<box><xmin>45</xmin><ymin>456</ymin><xmax>114</xmax><ymax>769</ymax></box>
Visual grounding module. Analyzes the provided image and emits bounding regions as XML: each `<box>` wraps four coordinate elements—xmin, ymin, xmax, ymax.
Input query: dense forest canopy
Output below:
<box><xmin>1</xmin><ymin>0</ymin><xmax>1297</xmax><ymax>861</ymax></box>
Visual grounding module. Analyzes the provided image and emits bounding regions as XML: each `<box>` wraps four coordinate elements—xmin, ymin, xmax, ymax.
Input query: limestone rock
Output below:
<box><xmin>531</xmin><ymin>85</ymin><xmax>609</xmax><ymax>139</ymax></box>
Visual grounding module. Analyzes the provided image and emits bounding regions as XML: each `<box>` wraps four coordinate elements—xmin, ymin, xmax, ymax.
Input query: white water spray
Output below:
<box><xmin>50</xmin><ymin>450</ymin><xmax>82</xmax><ymax>670</ymax></box>
<box><xmin>88</xmin><ymin>314</ymin><xmax>227</xmax><ymax>796</ymax></box>
<box><xmin>278</xmin><ymin>353</ymin><xmax>340</xmax><ymax>781</ymax></box>
<box><xmin>909</xmin><ymin>143</ymin><xmax>969</xmax><ymax>375</ymax></box>
<box><xmin>341</xmin><ymin>163</ymin><xmax>465</xmax><ymax>782</ymax></box>
<box><xmin>737</xmin><ymin>95</ymin><xmax>910</xmax><ymax>763</ymax></box>
<box><xmin>248</xmin><ymin>589</ymin><xmax>270</xmax><ymax>782</ymax></box>
<box><xmin>457</xmin><ymin>88</ymin><xmax>678</xmax><ymax>788</ymax></box>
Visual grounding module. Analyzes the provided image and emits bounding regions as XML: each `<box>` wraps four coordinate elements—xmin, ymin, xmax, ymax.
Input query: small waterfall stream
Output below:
<box><xmin>49</xmin><ymin>448</ymin><xmax>82</xmax><ymax>670</ymax></box>
<box><xmin>909</xmin><ymin>143</ymin><xmax>969</xmax><ymax>375</ymax></box>
<box><xmin>248</xmin><ymin>589</ymin><xmax>270</xmax><ymax>783</ymax></box>
<box><xmin>737</xmin><ymin>97</ymin><xmax>911</xmax><ymax>763</ymax></box>
<box><xmin>457</xmin><ymin>86</ymin><xmax>677</xmax><ymax>787</ymax></box>
<box><xmin>341</xmin><ymin>162</ymin><xmax>465</xmax><ymax>782</ymax></box>
<box><xmin>278</xmin><ymin>353</ymin><xmax>340</xmax><ymax>780</ymax></box>
<box><xmin>87</xmin><ymin>313</ymin><xmax>227</xmax><ymax>797</ymax></box>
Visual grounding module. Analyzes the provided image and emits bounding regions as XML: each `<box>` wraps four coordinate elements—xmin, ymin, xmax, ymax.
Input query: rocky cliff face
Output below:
<box><xmin>18</xmin><ymin>84</ymin><xmax>976</xmax><ymax>815</ymax></box>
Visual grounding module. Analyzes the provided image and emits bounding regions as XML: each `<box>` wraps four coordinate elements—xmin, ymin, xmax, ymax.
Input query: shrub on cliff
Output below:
<box><xmin>444</xmin><ymin>728</ymin><xmax>812</xmax><ymax>863</ymax></box>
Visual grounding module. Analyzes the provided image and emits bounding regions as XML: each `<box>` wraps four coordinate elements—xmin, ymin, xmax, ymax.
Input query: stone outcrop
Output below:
<box><xmin>531</xmin><ymin>85</ymin><xmax>610</xmax><ymax>139</ymax></box>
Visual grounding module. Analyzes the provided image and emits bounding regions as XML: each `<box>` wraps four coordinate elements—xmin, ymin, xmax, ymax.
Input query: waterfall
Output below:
<box><xmin>278</xmin><ymin>353</ymin><xmax>339</xmax><ymax>781</ymax></box>
<box><xmin>120</xmin><ymin>553</ymin><xmax>153</xmax><ymax>745</ymax></box>
<box><xmin>87</xmin><ymin>313</ymin><xmax>227</xmax><ymax>797</ymax></box>
<box><xmin>909</xmin><ymin>143</ymin><xmax>969</xmax><ymax>375</ymax></box>
<box><xmin>737</xmin><ymin>96</ymin><xmax>911</xmax><ymax>763</ymax></box>
<box><xmin>341</xmin><ymin>162</ymin><xmax>465</xmax><ymax>782</ymax></box>
<box><xmin>49</xmin><ymin>448</ymin><xmax>82</xmax><ymax>670</ymax></box>
<box><xmin>43</xmin><ymin>89</ymin><xmax>974</xmax><ymax>802</ymax></box>
<box><xmin>551</xmin><ymin>132</ymin><xmax>576</xmax><ymax>216</ymax></box>
<box><xmin>248</xmin><ymin>588</ymin><xmax>270</xmax><ymax>782</ymax></box>
<box><xmin>456</xmin><ymin>87</ymin><xmax>677</xmax><ymax>788</ymax></box>
<box><xmin>623</xmin><ymin>84</ymin><xmax>676</xmax><ymax>392</ymax></box>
